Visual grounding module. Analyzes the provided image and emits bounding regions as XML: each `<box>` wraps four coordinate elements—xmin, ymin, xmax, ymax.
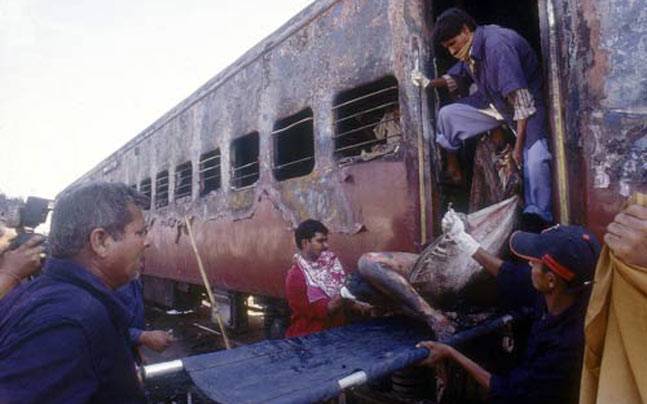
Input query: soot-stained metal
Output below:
<box><xmin>548</xmin><ymin>0</ymin><xmax>646</xmax><ymax>235</ymax></box>
<box><xmin>66</xmin><ymin>0</ymin><xmax>644</xmax><ymax>301</ymax></box>
<box><xmin>68</xmin><ymin>0</ymin><xmax>432</xmax><ymax>299</ymax></box>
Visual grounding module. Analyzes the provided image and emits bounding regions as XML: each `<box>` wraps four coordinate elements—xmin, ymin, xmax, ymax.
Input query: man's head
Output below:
<box><xmin>294</xmin><ymin>219</ymin><xmax>329</xmax><ymax>261</ymax></box>
<box><xmin>50</xmin><ymin>182</ymin><xmax>150</xmax><ymax>289</ymax></box>
<box><xmin>432</xmin><ymin>8</ymin><xmax>477</xmax><ymax>58</ymax></box>
<box><xmin>510</xmin><ymin>225</ymin><xmax>601</xmax><ymax>294</ymax></box>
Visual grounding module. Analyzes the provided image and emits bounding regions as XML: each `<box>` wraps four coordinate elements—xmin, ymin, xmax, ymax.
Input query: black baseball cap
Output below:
<box><xmin>509</xmin><ymin>225</ymin><xmax>601</xmax><ymax>287</ymax></box>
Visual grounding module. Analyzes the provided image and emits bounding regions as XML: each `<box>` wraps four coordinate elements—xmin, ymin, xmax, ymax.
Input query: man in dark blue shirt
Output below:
<box><xmin>116</xmin><ymin>276</ymin><xmax>173</xmax><ymax>359</ymax></box>
<box><xmin>0</xmin><ymin>182</ymin><xmax>150</xmax><ymax>403</ymax></box>
<box><xmin>418</xmin><ymin>211</ymin><xmax>601</xmax><ymax>404</ymax></box>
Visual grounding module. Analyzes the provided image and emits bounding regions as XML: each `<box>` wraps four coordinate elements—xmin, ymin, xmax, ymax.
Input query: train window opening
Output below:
<box><xmin>333</xmin><ymin>76</ymin><xmax>401</xmax><ymax>159</ymax></box>
<box><xmin>431</xmin><ymin>1</ymin><xmax>542</xmax><ymax>215</ymax></box>
<box><xmin>130</xmin><ymin>184</ymin><xmax>138</xmax><ymax>191</ymax></box>
<box><xmin>199</xmin><ymin>149</ymin><xmax>221</xmax><ymax>196</ymax></box>
<box><xmin>155</xmin><ymin>170</ymin><xmax>169</xmax><ymax>208</ymax></box>
<box><xmin>231</xmin><ymin>132</ymin><xmax>260</xmax><ymax>189</ymax></box>
<box><xmin>174</xmin><ymin>161</ymin><xmax>192</xmax><ymax>200</ymax></box>
<box><xmin>139</xmin><ymin>178</ymin><xmax>152</xmax><ymax>210</ymax></box>
<box><xmin>272</xmin><ymin>108</ymin><xmax>315</xmax><ymax>181</ymax></box>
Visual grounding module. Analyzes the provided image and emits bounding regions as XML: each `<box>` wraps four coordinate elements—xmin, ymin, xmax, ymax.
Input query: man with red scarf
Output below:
<box><xmin>285</xmin><ymin>219</ymin><xmax>361</xmax><ymax>338</ymax></box>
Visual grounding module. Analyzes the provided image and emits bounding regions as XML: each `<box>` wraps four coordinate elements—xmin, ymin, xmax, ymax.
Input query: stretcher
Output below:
<box><xmin>143</xmin><ymin>314</ymin><xmax>516</xmax><ymax>403</ymax></box>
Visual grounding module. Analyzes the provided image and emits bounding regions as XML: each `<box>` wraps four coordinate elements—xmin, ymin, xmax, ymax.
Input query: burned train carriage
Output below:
<box><xmin>69</xmin><ymin>0</ymin><xmax>646</xmax><ymax>331</ymax></box>
<box><xmin>71</xmin><ymin>0</ymin><xmax>433</xmax><ymax>325</ymax></box>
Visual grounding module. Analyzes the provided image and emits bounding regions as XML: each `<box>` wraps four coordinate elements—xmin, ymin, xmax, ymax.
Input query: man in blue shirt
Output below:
<box><xmin>0</xmin><ymin>182</ymin><xmax>150</xmax><ymax>403</ymax></box>
<box><xmin>418</xmin><ymin>211</ymin><xmax>601</xmax><ymax>403</ymax></box>
<box><xmin>116</xmin><ymin>275</ymin><xmax>173</xmax><ymax>359</ymax></box>
<box><xmin>429</xmin><ymin>8</ymin><xmax>554</xmax><ymax>229</ymax></box>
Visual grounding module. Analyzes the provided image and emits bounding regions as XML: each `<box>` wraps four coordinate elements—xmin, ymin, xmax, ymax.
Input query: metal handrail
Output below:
<box><xmin>334</xmin><ymin>101</ymin><xmax>398</xmax><ymax>124</ymax></box>
<box><xmin>333</xmin><ymin>116</ymin><xmax>399</xmax><ymax>139</ymax></box>
<box><xmin>334</xmin><ymin>133</ymin><xmax>402</xmax><ymax>154</ymax></box>
<box><xmin>332</xmin><ymin>86</ymin><xmax>398</xmax><ymax>110</ymax></box>
<box><xmin>273</xmin><ymin>156</ymin><xmax>314</xmax><ymax>171</ymax></box>
<box><xmin>231</xmin><ymin>160</ymin><xmax>259</xmax><ymax>172</ymax></box>
<box><xmin>271</xmin><ymin>116</ymin><xmax>314</xmax><ymax>136</ymax></box>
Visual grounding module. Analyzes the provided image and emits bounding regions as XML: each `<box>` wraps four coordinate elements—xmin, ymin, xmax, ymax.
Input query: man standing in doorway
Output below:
<box><xmin>430</xmin><ymin>8</ymin><xmax>553</xmax><ymax>230</ymax></box>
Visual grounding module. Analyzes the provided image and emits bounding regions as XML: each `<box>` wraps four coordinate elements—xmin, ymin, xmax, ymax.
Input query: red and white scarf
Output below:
<box><xmin>294</xmin><ymin>250</ymin><xmax>347</xmax><ymax>303</ymax></box>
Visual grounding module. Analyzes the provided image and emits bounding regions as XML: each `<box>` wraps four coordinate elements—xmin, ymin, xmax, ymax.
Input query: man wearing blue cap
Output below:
<box><xmin>418</xmin><ymin>211</ymin><xmax>601</xmax><ymax>404</ymax></box>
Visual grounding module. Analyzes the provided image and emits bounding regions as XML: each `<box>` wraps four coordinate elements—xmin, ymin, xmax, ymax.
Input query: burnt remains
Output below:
<box><xmin>333</xmin><ymin>76</ymin><xmax>401</xmax><ymax>158</ymax></box>
<box><xmin>230</xmin><ymin>132</ymin><xmax>260</xmax><ymax>189</ymax></box>
<box><xmin>272</xmin><ymin>108</ymin><xmax>315</xmax><ymax>181</ymax></box>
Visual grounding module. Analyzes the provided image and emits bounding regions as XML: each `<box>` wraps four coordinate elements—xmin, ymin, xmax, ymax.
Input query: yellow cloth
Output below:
<box><xmin>451</xmin><ymin>32</ymin><xmax>473</xmax><ymax>63</ymax></box>
<box><xmin>580</xmin><ymin>193</ymin><xmax>647</xmax><ymax>404</ymax></box>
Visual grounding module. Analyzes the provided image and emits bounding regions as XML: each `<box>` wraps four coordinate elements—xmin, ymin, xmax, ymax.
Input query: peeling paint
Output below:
<box><xmin>67</xmin><ymin>0</ymin><xmax>428</xmax><ymax>298</ymax></box>
<box><xmin>66</xmin><ymin>0</ymin><xmax>646</xmax><ymax>297</ymax></box>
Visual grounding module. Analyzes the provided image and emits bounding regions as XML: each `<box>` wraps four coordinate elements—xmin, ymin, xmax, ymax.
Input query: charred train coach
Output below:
<box><xmin>68</xmin><ymin>0</ymin><xmax>646</xmax><ymax>326</ymax></box>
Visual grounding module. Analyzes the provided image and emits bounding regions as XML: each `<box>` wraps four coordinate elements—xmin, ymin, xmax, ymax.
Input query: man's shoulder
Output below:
<box><xmin>479</xmin><ymin>25</ymin><xmax>529</xmax><ymax>51</ymax></box>
<box><xmin>1</xmin><ymin>275</ymin><xmax>112</xmax><ymax>333</ymax></box>
<box><xmin>286</xmin><ymin>263</ymin><xmax>303</xmax><ymax>281</ymax></box>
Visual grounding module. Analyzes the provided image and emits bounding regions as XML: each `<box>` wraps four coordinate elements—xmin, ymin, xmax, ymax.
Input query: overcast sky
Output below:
<box><xmin>0</xmin><ymin>0</ymin><xmax>313</xmax><ymax>200</ymax></box>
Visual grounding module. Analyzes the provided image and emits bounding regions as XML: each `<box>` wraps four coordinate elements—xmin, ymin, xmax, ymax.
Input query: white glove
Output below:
<box><xmin>340</xmin><ymin>286</ymin><xmax>357</xmax><ymax>301</ymax></box>
<box><xmin>411</xmin><ymin>70</ymin><xmax>430</xmax><ymax>88</ymax></box>
<box><xmin>453</xmin><ymin>229</ymin><xmax>481</xmax><ymax>257</ymax></box>
<box><xmin>441</xmin><ymin>208</ymin><xmax>464</xmax><ymax>235</ymax></box>
<box><xmin>442</xmin><ymin>209</ymin><xmax>480</xmax><ymax>256</ymax></box>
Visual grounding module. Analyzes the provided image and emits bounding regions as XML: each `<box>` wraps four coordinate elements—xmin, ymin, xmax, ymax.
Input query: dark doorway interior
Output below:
<box><xmin>429</xmin><ymin>0</ymin><xmax>542</xmax><ymax>214</ymax></box>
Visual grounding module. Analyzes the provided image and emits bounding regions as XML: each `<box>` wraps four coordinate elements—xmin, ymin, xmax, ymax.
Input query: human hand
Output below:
<box><xmin>327</xmin><ymin>295</ymin><xmax>344</xmax><ymax>313</ymax></box>
<box><xmin>411</xmin><ymin>71</ymin><xmax>430</xmax><ymax>88</ymax></box>
<box><xmin>346</xmin><ymin>300</ymin><xmax>379</xmax><ymax>317</ymax></box>
<box><xmin>139</xmin><ymin>330</ymin><xmax>174</xmax><ymax>352</ymax></box>
<box><xmin>0</xmin><ymin>225</ymin><xmax>17</xmax><ymax>253</ymax></box>
<box><xmin>441</xmin><ymin>208</ymin><xmax>464</xmax><ymax>235</ymax></box>
<box><xmin>416</xmin><ymin>341</ymin><xmax>455</xmax><ymax>366</ymax></box>
<box><xmin>441</xmin><ymin>209</ymin><xmax>480</xmax><ymax>256</ymax></box>
<box><xmin>430</xmin><ymin>78</ymin><xmax>447</xmax><ymax>88</ymax></box>
<box><xmin>605</xmin><ymin>204</ymin><xmax>647</xmax><ymax>268</ymax></box>
<box><xmin>0</xmin><ymin>235</ymin><xmax>46</xmax><ymax>281</ymax></box>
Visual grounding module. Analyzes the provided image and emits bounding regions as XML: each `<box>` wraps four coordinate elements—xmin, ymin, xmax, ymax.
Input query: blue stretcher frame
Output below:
<box><xmin>181</xmin><ymin>315</ymin><xmax>515</xmax><ymax>404</ymax></box>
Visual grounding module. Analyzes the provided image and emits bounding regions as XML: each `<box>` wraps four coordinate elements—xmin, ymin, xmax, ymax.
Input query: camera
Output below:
<box><xmin>2</xmin><ymin>196</ymin><xmax>52</xmax><ymax>263</ymax></box>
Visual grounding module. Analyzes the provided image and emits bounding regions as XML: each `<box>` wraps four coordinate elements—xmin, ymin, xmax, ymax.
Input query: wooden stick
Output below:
<box><xmin>184</xmin><ymin>216</ymin><xmax>231</xmax><ymax>350</ymax></box>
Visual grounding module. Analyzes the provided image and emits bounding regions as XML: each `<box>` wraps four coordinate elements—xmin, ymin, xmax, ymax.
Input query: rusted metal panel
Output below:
<box><xmin>547</xmin><ymin>0</ymin><xmax>646</xmax><ymax>237</ymax></box>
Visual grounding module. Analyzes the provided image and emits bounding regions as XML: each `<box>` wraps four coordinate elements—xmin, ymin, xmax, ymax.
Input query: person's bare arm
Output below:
<box><xmin>139</xmin><ymin>330</ymin><xmax>174</xmax><ymax>352</ymax></box>
<box><xmin>430</xmin><ymin>78</ymin><xmax>448</xmax><ymax>88</ymax></box>
<box><xmin>417</xmin><ymin>341</ymin><xmax>491</xmax><ymax>391</ymax></box>
<box><xmin>604</xmin><ymin>204</ymin><xmax>647</xmax><ymax>268</ymax></box>
<box><xmin>506</xmin><ymin>88</ymin><xmax>535</xmax><ymax>169</ymax></box>
<box><xmin>513</xmin><ymin>118</ymin><xmax>527</xmax><ymax>169</ymax></box>
<box><xmin>0</xmin><ymin>237</ymin><xmax>45</xmax><ymax>298</ymax></box>
<box><xmin>471</xmin><ymin>248</ymin><xmax>505</xmax><ymax>277</ymax></box>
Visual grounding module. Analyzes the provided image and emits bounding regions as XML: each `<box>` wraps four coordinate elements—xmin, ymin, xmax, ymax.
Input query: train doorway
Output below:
<box><xmin>428</xmin><ymin>0</ymin><xmax>560</xmax><ymax>224</ymax></box>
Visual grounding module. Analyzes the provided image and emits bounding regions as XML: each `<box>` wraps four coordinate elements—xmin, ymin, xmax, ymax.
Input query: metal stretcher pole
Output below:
<box><xmin>334</xmin><ymin>313</ymin><xmax>517</xmax><ymax>392</ymax></box>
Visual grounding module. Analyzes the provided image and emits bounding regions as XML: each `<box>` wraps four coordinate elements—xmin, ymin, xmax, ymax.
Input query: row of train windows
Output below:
<box><xmin>132</xmin><ymin>76</ymin><xmax>401</xmax><ymax>209</ymax></box>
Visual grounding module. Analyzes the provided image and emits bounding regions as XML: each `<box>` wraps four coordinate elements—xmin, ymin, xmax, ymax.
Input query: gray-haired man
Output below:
<box><xmin>0</xmin><ymin>182</ymin><xmax>149</xmax><ymax>403</ymax></box>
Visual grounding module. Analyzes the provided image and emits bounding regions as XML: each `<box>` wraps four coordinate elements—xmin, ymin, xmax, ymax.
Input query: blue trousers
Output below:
<box><xmin>436</xmin><ymin>103</ymin><xmax>553</xmax><ymax>222</ymax></box>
